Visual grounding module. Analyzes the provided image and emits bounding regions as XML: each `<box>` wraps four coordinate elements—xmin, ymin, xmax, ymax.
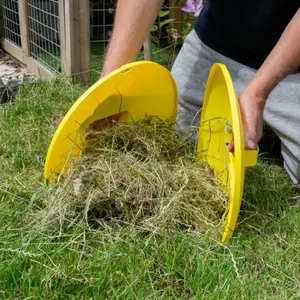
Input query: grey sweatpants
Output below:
<box><xmin>172</xmin><ymin>30</ymin><xmax>300</xmax><ymax>185</ymax></box>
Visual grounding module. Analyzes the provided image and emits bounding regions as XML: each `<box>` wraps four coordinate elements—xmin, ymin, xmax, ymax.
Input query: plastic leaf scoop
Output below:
<box><xmin>197</xmin><ymin>64</ymin><xmax>258</xmax><ymax>242</ymax></box>
<box><xmin>44</xmin><ymin>61</ymin><xmax>258</xmax><ymax>242</ymax></box>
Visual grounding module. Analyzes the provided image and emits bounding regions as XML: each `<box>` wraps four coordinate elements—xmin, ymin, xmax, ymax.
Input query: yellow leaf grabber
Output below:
<box><xmin>44</xmin><ymin>61</ymin><xmax>258</xmax><ymax>243</ymax></box>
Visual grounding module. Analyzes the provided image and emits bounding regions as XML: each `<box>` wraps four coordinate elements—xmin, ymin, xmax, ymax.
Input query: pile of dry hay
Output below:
<box><xmin>36</xmin><ymin>120</ymin><xmax>227</xmax><ymax>235</ymax></box>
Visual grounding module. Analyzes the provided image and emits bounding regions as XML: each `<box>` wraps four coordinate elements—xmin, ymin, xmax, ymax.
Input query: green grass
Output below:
<box><xmin>0</xmin><ymin>80</ymin><xmax>300</xmax><ymax>299</ymax></box>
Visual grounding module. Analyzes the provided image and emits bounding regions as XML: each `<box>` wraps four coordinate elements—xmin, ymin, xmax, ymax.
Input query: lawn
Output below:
<box><xmin>0</xmin><ymin>79</ymin><xmax>299</xmax><ymax>299</ymax></box>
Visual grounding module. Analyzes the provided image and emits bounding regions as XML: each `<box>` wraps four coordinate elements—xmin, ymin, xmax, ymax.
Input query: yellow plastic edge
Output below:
<box><xmin>198</xmin><ymin>63</ymin><xmax>256</xmax><ymax>243</ymax></box>
<box><xmin>44</xmin><ymin>61</ymin><xmax>178</xmax><ymax>183</ymax></box>
<box><xmin>244</xmin><ymin>148</ymin><xmax>259</xmax><ymax>167</ymax></box>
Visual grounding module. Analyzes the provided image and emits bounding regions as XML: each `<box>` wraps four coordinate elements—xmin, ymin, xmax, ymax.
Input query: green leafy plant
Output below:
<box><xmin>151</xmin><ymin>10</ymin><xmax>175</xmax><ymax>33</ymax></box>
<box><xmin>150</xmin><ymin>9</ymin><xmax>176</xmax><ymax>46</ymax></box>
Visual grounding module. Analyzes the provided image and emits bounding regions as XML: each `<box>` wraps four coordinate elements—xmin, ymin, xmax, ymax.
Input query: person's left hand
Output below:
<box><xmin>228</xmin><ymin>86</ymin><xmax>266</xmax><ymax>152</ymax></box>
<box><xmin>86</xmin><ymin>113</ymin><xmax>120</xmax><ymax>139</ymax></box>
<box><xmin>239</xmin><ymin>87</ymin><xmax>266</xmax><ymax>149</ymax></box>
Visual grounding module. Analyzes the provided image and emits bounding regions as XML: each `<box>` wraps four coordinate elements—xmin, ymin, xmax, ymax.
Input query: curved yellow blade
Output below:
<box><xmin>44</xmin><ymin>61</ymin><xmax>178</xmax><ymax>183</ymax></box>
<box><xmin>197</xmin><ymin>64</ymin><xmax>258</xmax><ymax>243</ymax></box>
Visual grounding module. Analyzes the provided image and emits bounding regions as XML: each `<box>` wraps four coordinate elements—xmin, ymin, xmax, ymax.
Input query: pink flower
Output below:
<box><xmin>181</xmin><ymin>0</ymin><xmax>203</xmax><ymax>17</ymax></box>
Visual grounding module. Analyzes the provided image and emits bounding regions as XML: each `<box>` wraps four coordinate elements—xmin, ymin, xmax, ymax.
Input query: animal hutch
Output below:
<box><xmin>0</xmin><ymin>0</ymin><xmax>192</xmax><ymax>83</ymax></box>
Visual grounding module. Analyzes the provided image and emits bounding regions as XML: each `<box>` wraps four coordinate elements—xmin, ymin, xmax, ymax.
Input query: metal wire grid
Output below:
<box><xmin>90</xmin><ymin>0</ymin><xmax>116</xmax><ymax>51</ymax></box>
<box><xmin>89</xmin><ymin>0</ymin><xmax>190</xmax><ymax>44</ymax></box>
<box><xmin>89</xmin><ymin>0</ymin><xmax>193</xmax><ymax>74</ymax></box>
<box><xmin>1</xmin><ymin>0</ymin><xmax>21</xmax><ymax>47</ymax></box>
<box><xmin>28</xmin><ymin>0</ymin><xmax>61</xmax><ymax>73</ymax></box>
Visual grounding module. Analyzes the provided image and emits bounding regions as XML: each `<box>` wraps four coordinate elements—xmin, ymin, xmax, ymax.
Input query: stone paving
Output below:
<box><xmin>0</xmin><ymin>48</ymin><xmax>36</xmax><ymax>104</ymax></box>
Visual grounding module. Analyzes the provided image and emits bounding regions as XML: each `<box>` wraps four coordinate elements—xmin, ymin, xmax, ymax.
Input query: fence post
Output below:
<box><xmin>59</xmin><ymin>0</ymin><xmax>66</xmax><ymax>75</ymax></box>
<box><xmin>60</xmin><ymin>0</ymin><xmax>90</xmax><ymax>85</ymax></box>
<box><xmin>18</xmin><ymin>0</ymin><xmax>30</xmax><ymax>60</ymax></box>
<box><xmin>143</xmin><ymin>34</ymin><xmax>153</xmax><ymax>61</ymax></box>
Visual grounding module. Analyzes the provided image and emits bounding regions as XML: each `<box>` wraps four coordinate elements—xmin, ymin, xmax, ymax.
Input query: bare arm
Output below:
<box><xmin>246</xmin><ymin>8</ymin><xmax>300</xmax><ymax>100</ymax></box>
<box><xmin>101</xmin><ymin>0</ymin><xmax>164</xmax><ymax>77</ymax></box>
<box><xmin>239</xmin><ymin>8</ymin><xmax>300</xmax><ymax>149</ymax></box>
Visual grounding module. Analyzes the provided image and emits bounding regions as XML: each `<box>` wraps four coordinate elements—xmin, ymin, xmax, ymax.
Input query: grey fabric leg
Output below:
<box><xmin>263</xmin><ymin>75</ymin><xmax>300</xmax><ymax>185</ymax></box>
<box><xmin>171</xmin><ymin>29</ymin><xmax>300</xmax><ymax>185</ymax></box>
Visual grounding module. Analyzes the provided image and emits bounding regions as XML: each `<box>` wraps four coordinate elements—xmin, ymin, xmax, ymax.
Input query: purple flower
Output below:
<box><xmin>181</xmin><ymin>0</ymin><xmax>203</xmax><ymax>17</ymax></box>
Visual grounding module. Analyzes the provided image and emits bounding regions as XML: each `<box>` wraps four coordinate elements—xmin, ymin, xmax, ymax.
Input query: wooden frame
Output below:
<box><xmin>0</xmin><ymin>0</ymin><xmax>153</xmax><ymax>84</ymax></box>
<box><xmin>1</xmin><ymin>38</ymin><xmax>56</xmax><ymax>79</ymax></box>
<box><xmin>60</xmin><ymin>0</ymin><xmax>90</xmax><ymax>84</ymax></box>
<box><xmin>0</xmin><ymin>0</ymin><xmax>56</xmax><ymax>79</ymax></box>
<box><xmin>18</xmin><ymin>0</ymin><xmax>30</xmax><ymax>58</ymax></box>
<box><xmin>1</xmin><ymin>0</ymin><xmax>91</xmax><ymax>84</ymax></box>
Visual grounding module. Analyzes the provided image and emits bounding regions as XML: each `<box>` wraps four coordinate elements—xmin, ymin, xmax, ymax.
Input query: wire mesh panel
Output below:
<box><xmin>89</xmin><ymin>0</ymin><xmax>195</xmax><ymax>80</ymax></box>
<box><xmin>90</xmin><ymin>0</ymin><xmax>116</xmax><ymax>47</ymax></box>
<box><xmin>1</xmin><ymin>0</ymin><xmax>21</xmax><ymax>47</ymax></box>
<box><xmin>90</xmin><ymin>0</ymin><xmax>116</xmax><ymax>80</ymax></box>
<box><xmin>28</xmin><ymin>0</ymin><xmax>61</xmax><ymax>73</ymax></box>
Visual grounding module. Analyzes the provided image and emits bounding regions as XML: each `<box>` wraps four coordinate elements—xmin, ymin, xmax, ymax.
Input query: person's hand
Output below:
<box><xmin>86</xmin><ymin>113</ymin><xmax>120</xmax><ymax>140</ymax></box>
<box><xmin>238</xmin><ymin>87</ymin><xmax>266</xmax><ymax>150</ymax></box>
<box><xmin>228</xmin><ymin>86</ymin><xmax>266</xmax><ymax>152</ymax></box>
<box><xmin>86</xmin><ymin>68</ymin><xmax>121</xmax><ymax>138</ymax></box>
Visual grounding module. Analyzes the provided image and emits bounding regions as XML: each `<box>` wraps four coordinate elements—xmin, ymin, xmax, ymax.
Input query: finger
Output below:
<box><xmin>227</xmin><ymin>138</ymin><xmax>234</xmax><ymax>152</ymax></box>
<box><xmin>245</xmin><ymin>138</ymin><xmax>257</xmax><ymax>150</ymax></box>
<box><xmin>89</xmin><ymin>113</ymin><xmax>120</xmax><ymax>131</ymax></box>
<box><xmin>86</xmin><ymin>113</ymin><xmax>121</xmax><ymax>139</ymax></box>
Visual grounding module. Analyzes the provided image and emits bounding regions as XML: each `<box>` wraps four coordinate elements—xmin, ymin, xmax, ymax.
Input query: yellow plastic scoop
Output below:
<box><xmin>44</xmin><ymin>61</ymin><xmax>258</xmax><ymax>242</ymax></box>
<box><xmin>197</xmin><ymin>64</ymin><xmax>258</xmax><ymax>242</ymax></box>
<box><xmin>44</xmin><ymin>61</ymin><xmax>178</xmax><ymax>182</ymax></box>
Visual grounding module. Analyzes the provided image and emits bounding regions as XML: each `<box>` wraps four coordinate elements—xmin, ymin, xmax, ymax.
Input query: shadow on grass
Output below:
<box><xmin>235</xmin><ymin>123</ymin><xmax>298</xmax><ymax>236</ymax></box>
<box><xmin>237</xmin><ymin>158</ymin><xmax>296</xmax><ymax>237</ymax></box>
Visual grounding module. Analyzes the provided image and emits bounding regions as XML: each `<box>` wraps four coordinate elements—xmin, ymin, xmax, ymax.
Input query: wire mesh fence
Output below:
<box><xmin>1</xmin><ymin>0</ymin><xmax>21</xmax><ymax>47</ymax></box>
<box><xmin>89</xmin><ymin>0</ymin><xmax>116</xmax><ymax>80</ymax></box>
<box><xmin>89</xmin><ymin>0</ymin><xmax>194</xmax><ymax>81</ymax></box>
<box><xmin>28</xmin><ymin>0</ymin><xmax>61</xmax><ymax>73</ymax></box>
<box><xmin>0</xmin><ymin>0</ymin><xmax>194</xmax><ymax>82</ymax></box>
<box><xmin>90</xmin><ymin>0</ymin><xmax>116</xmax><ymax>47</ymax></box>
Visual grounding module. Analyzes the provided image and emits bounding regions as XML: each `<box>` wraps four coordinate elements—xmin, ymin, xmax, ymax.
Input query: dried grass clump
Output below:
<box><xmin>36</xmin><ymin>120</ymin><xmax>227</xmax><ymax>235</ymax></box>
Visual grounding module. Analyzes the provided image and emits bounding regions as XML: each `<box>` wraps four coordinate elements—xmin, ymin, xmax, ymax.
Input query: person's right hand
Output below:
<box><xmin>238</xmin><ymin>87</ymin><xmax>266</xmax><ymax>150</ymax></box>
<box><xmin>86</xmin><ymin>113</ymin><xmax>121</xmax><ymax>139</ymax></box>
<box><xmin>227</xmin><ymin>86</ymin><xmax>266</xmax><ymax>152</ymax></box>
